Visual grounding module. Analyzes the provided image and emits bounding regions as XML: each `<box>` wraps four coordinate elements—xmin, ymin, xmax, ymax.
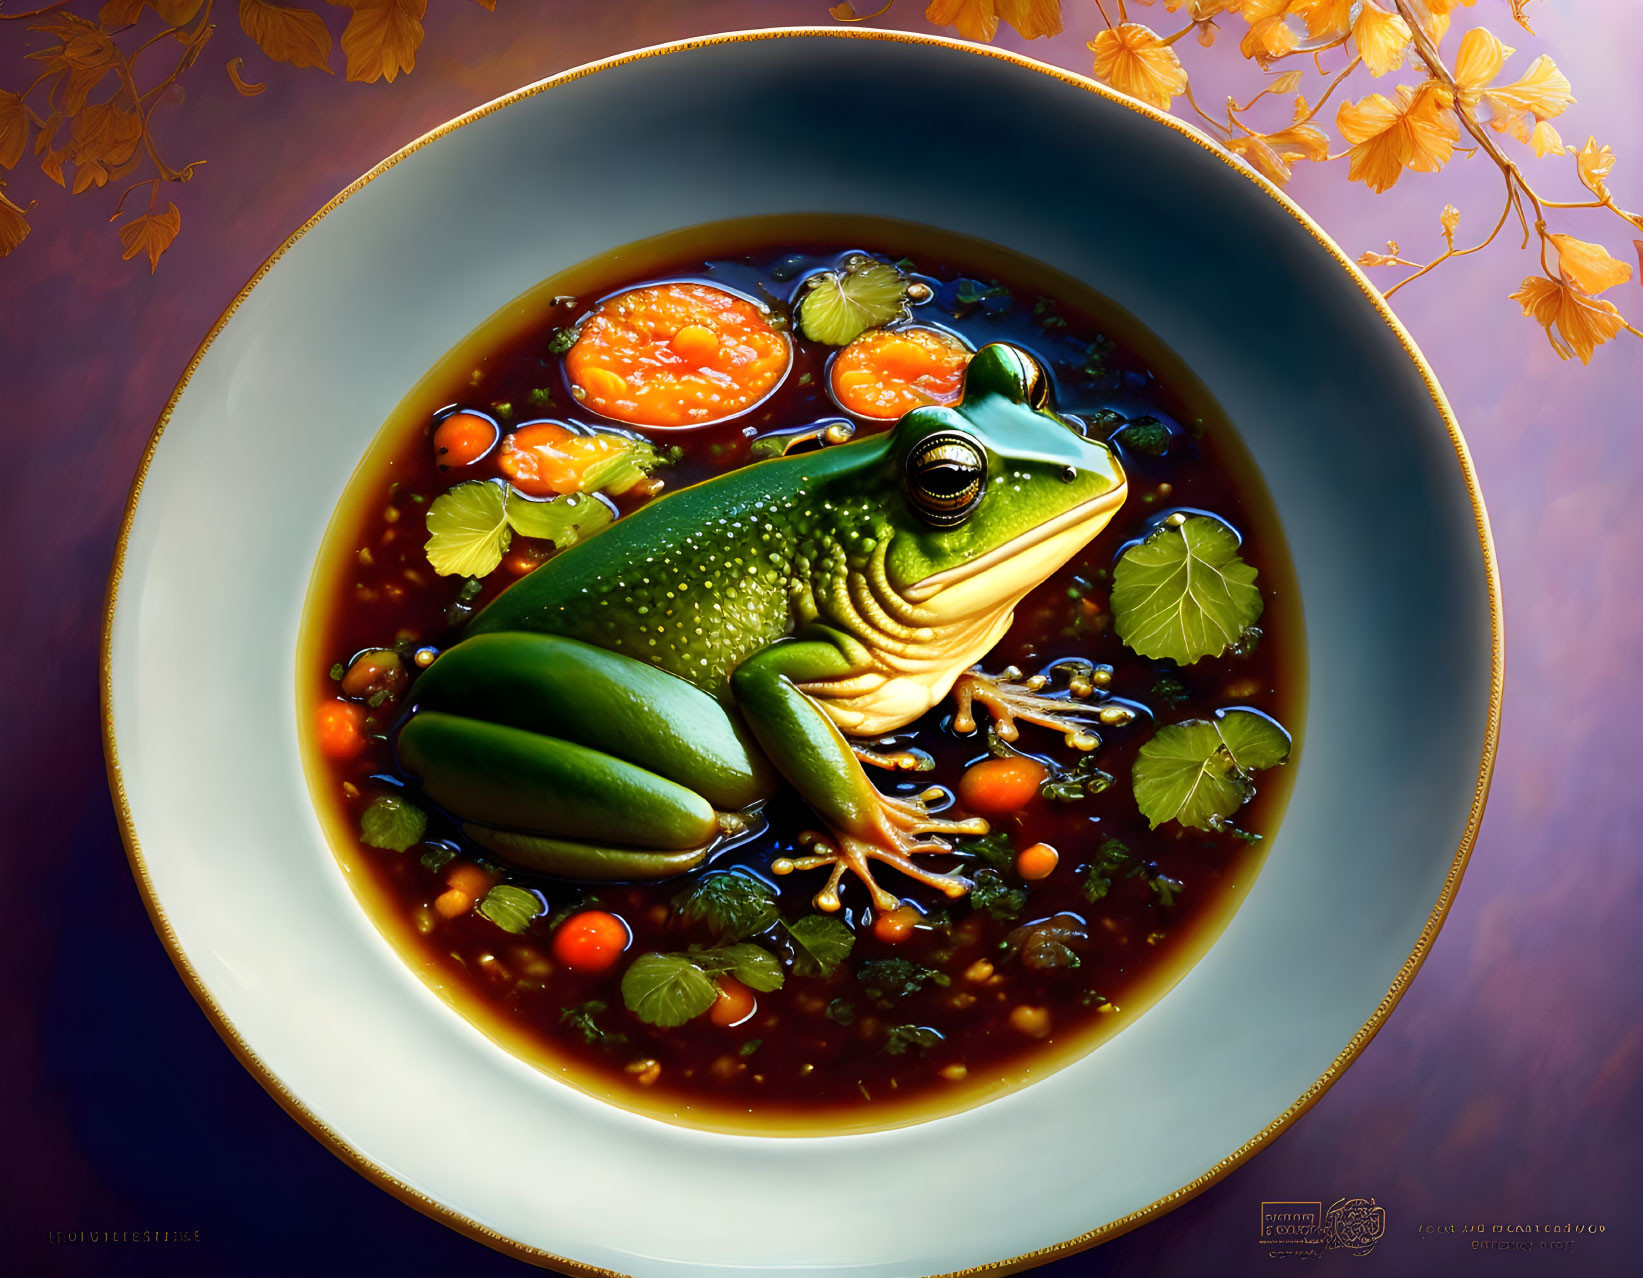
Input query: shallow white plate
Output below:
<box><xmin>103</xmin><ymin>28</ymin><xmax>1500</xmax><ymax>1277</ymax></box>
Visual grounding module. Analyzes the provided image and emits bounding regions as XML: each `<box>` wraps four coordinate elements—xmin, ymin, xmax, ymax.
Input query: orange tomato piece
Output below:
<box><xmin>564</xmin><ymin>283</ymin><xmax>791</xmax><ymax>427</ymax></box>
<box><xmin>1015</xmin><ymin>842</ymin><xmax>1060</xmax><ymax>881</ymax></box>
<box><xmin>871</xmin><ymin>904</ymin><xmax>921</xmax><ymax>944</ymax></box>
<box><xmin>551</xmin><ymin>910</ymin><xmax>631</xmax><ymax>973</ymax></box>
<box><xmin>709</xmin><ymin>975</ymin><xmax>757</xmax><ymax>1027</ymax></box>
<box><xmin>432</xmin><ymin>411</ymin><xmax>498</xmax><ymax>469</ymax></box>
<box><xmin>829</xmin><ymin>325</ymin><xmax>970</xmax><ymax>420</ymax></box>
<box><xmin>957</xmin><ymin>756</ymin><xmax>1048</xmax><ymax>817</ymax></box>
<box><xmin>315</xmin><ymin>699</ymin><xmax>367</xmax><ymax>760</ymax></box>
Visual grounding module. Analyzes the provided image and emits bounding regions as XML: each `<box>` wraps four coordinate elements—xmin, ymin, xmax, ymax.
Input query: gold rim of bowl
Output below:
<box><xmin>99</xmin><ymin>25</ymin><xmax>1504</xmax><ymax>1278</ymax></box>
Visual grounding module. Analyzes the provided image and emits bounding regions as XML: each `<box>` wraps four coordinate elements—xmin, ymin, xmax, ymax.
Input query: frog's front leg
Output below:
<box><xmin>731</xmin><ymin>627</ymin><xmax>987</xmax><ymax>912</ymax></box>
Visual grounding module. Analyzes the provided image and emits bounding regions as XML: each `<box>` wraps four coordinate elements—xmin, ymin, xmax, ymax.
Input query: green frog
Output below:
<box><xmin>397</xmin><ymin>343</ymin><xmax>1128</xmax><ymax>912</ymax></box>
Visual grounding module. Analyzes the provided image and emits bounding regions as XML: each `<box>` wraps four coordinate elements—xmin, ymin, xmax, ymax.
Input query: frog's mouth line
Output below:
<box><xmin>901</xmin><ymin>485</ymin><xmax>1129</xmax><ymax>604</ymax></box>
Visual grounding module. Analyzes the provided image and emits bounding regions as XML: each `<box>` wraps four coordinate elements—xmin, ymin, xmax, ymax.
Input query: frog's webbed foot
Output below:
<box><xmin>772</xmin><ymin>788</ymin><xmax>986</xmax><ymax>913</ymax></box>
<box><xmin>850</xmin><ymin>741</ymin><xmax>935</xmax><ymax>773</ymax></box>
<box><xmin>951</xmin><ymin>664</ymin><xmax>1105</xmax><ymax>751</ymax></box>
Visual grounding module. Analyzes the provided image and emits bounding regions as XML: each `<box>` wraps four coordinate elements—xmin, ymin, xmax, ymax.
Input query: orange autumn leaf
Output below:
<box><xmin>1353</xmin><ymin>3</ymin><xmax>1412</xmax><ymax>79</ymax></box>
<box><xmin>98</xmin><ymin>0</ymin><xmax>145</xmax><ymax>26</ymax></box>
<box><xmin>227</xmin><ymin>57</ymin><xmax>267</xmax><ymax>96</ymax></box>
<box><xmin>1239</xmin><ymin>0</ymin><xmax>1299</xmax><ymax>65</ymax></box>
<box><xmin>0</xmin><ymin>186</ymin><xmax>29</xmax><ymax>257</ymax></box>
<box><xmin>925</xmin><ymin>0</ymin><xmax>999</xmax><ymax>40</ymax></box>
<box><xmin>1483</xmin><ymin>54</ymin><xmax>1573</xmax><ymax>134</ymax></box>
<box><xmin>335</xmin><ymin>0</ymin><xmax>426</xmax><ymax>85</ymax></box>
<box><xmin>239</xmin><ymin>0</ymin><xmax>333</xmax><ymax>73</ymax></box>
<box><xmin>1527</xmin><ymin>120</ymin><xmax>1565</xmax><ymax>157</ymax></box>
<box><xmin>1510</xmin><ymin>274</ymin><xmax>1626</xmax><ymax>364</ymax></box>
<box><xmin>1088</xmin><ymin>23</ymin><xmax>1189</xmax><ymax>111</ymax></box>
<box><xmin>1224</xmin><ymin>122</ymin><xmax>1329</xmax><ymax>187</ymax></box>
<box><xmin>150</xmin><ymin>0</ymin><xmax>208</xmax><ymax>22</ymax></box>
<box><xmin>1575</xmin><ymin>137</ymin><xmax>1615</xmax><ymax>199</ymax></box>
<box><xmin>0</xmin><ymin>90</ymin><xmax>28</xmax><ymax>170</ymax></box>
<box><xmin>1549</xmin><ymin>234</ymin><xmax>1632</xmax><ymax>296</ymax></box>
<box><xmin>68</xmin><ymin>100</ymin><xmax>143</xmax><ymax>193</ymax></box>
<box><xmin>38</xmin><ymin>147</ymin><xmax>67</xmax><ymax>187</ymax></box>
<box><xmin>1337</xmin><ymin>81</ymin><xmax>1459</xmax><ymax>193</ymax></box>
<box><xmin>1289</xmin><ymin>0</ymin><xmax>1352</xmax><ymax>40</ymax></box>
<box><xmin>1452</xmin><ymin>26</ymin><xmax>1512</xmax><ymax>108</ymax></box>
<box><xmin>30</xmin><ymin>14</ymin><xmax>121</xmax><ymax>115</ymax></box>
<box><xmin>119</xmin><ymin>200</ymin><xmax>181</xmax><ymax>272</ymax></box>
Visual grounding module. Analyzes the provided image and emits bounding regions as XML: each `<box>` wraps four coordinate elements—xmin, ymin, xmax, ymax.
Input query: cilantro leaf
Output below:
<box><xmin>424</xmin><ymin>480</ymin><xmax>511</xmax><ymax>578</ymax></box>
<box><xmin>477</xmin><ymin>884</ymin><xmax>541</xmax><ymax>934</ymax></box>
<box><xmin>674</xmin><ymin>873</ymin><xmax>778</xmax><ymax>942</ymax></box>
<box><xmin>620</xmin><ymin>953</ymin><xmax>718</xmax><ymax>1027</ymax></box>
<box><xmin>1111</xmin><ymin>516</ymin><xmax>1263</xmax><ymax>665</ymax></box>
<box><xmin>969</xmin><ymin>867</ymin><xmax>1028</xmax><ymax>921</ymax></box>
<box><xmin>707</xmin><ymin>942</ymin><xmax>786</xmax><ymax>992</ymax></box>
<box><xmin>560</xmin><ymin>1000</ymin><xmax>627</xmax><ymax>1047</ymax></box>
<box><xmin>1132</xmin><ymin>709</ymin><xmax>1291</xmax><ymax>831</ymax></box>
<box><xmin>957</xmin><ymin>829</ymin><xmax>1015</xmax><ymax>870</ymax></box>
<box><xmin>504</xmin><ymin>492</ymin><xmax>612</xmax><ymax>549</ymax></box>
<box><xmin>859</xmin><ymin>957</ymin><xmax>950</xmax><ymax>1002</ymax></box>
<box><xmin>797</xmin><ymin>260</ymin><xmax>907</xmax><ymax>345</ymax></box>
<box><xmin>359</xmin><ymin>794</ymin><xmax>426</xmax><ymax>852</ymax></box>
<box><xmin>1081</xmin><ymin>838</ymin><xmax>1133</xmax><ymax>903</ymax></box>
<box><xmin>783</xmin><ymin>914</ymin><xmax>856</xmax><ymax>978</ymax></box>
<box><xmin>883</xmin><ymin>1024</ymin><xmax>943</xmax><ymax>1056</ymax></box>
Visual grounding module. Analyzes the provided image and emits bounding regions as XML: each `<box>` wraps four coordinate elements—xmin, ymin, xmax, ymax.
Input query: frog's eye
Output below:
<box><xmin>905</xmin><ymin>430</ymin><xmax>986</xmax><ymax>527</ymax></box>
<box><xmin>1019</xmin><ymin>353</ymin><xmax>1052</xmax><ymax>411</ymax></box>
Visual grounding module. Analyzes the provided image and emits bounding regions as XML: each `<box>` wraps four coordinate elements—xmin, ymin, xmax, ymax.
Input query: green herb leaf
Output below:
<box><xmin>674</xmin><ymin>873</ymin><xmax>779</xmax><ymax>942</ymax></box>
<box><xmin>504</xmin><ymin>492</ymin><xmax>613</xmax><ymax>549</ymax></box>
<box><xmin>825</xmin><ymin>998</ymin><xmax>856</xmax><ymax>1026</ymax></box>
<box><xmin>783</xmin><ymin>914</ymin><xmax>856</xmax><ymax>978</ymax></box>
<box><xmin>1148</xmin><ymin>873</ymin><xmax>1185</xmax><ymax>908</ymax></box>
<box><xmin>580</xmin><ymin>438</ymin><xmax>662</xmax><ymax>496</ymax></box>
<box><xmin>1040</xmin><ymin>755</ymin><xmax>1116</xmax><ymax>804</ymax></box>
<box><xmin>883</xmin><ymin>1024</ymin><xmax>943</xmax><ymax>1056</ymax></box>
<box><xmin>957</xmin><ymin>829</ymin><xmax>1016</xmax><ymax>870</ymax></box>
<box><xmin>359</xmin><ymin>794</ymin><xmax>426</xmax><ymax>852</ymax></box>
<box><xmin>477</xmin><ymin>884</ymin><xmax>541</xmax><ymax>934</ymax></box>
<box><xmin>424</xmin><ymin>480</ymin><xmax>511</xmax><ymax>578</ymax></box>
<box><xmin>547</xmin><ymin>326</ymin><xmax>577</xmax><ymax>356</ymax></box>
<box><xmin>1111</xmin><ymin>516</ymin><xmax>1263</xmax><ymax>665</ymax></box>
<box><xmin>1132</xmin><ymin>709</ymin><xmax>1291</xmax><ymax>831</ymax></box>
<box><xmin>738</xmin><ymin>1038</ymin><xmax>762</xmax><ymax>1058</ymax></box>
<box><xmin>620</xmin><ymin>953</ymin><xmax>719</xmax><ymax>1027</ymax></box>
<box><xmin>1081</xmin><ymin>838</ymin><xmax>1132</xmax><ymax>903</ymax></box>
<box><xmin>969</xmin><ymin>867</ymin><xmax>1029</xmax><ymax>921</ymax></box>
<box><xmin>859</xmin><ymin>957</ymin><xmax>951</xmax><ymax>1002</ymax></box>
<box><xmin>709</xmin><ymin>942</ymin><xmax>786</xmax><ymax>992</ymax></box>
<box><xmin>419</xmin><ymin>845</ymin><xmax>457</xmax><ymax>874</ymax></box>
<box><xmin>560</xmin><ymin>1000</ymin><xmax>628</xmax><ymax>1047</ymax></box>
<box><xmin>797</xmin><ymin>260</ymin><xmax>907</xmax><ymax>345</ymax></box>
<box><xmin>1113</xmin><ymin>416</ymin><xmax>1171</xmax><ymax>457</ymax></box>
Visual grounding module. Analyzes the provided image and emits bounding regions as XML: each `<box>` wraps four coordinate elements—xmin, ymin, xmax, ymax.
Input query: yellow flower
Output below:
<box><xmin>1336</xmin><ymin>81</ymin><xmax>1459</xmax><ymax>193</ymax></box>
<box><xmin>1224</xmin><ymin>122</ymin><xmax>1330</xmax><ymax>187</ymax></box>
<box><xmin>1440</xmin><ymin>203</ymin><xmax>1461</xmax><ymax>242</ymax></box>
<box><xmin>1289</xmin><ymin>0</ymin><xmax>1352</xmax><ymax>40</ymax></box>
<box><xmin>1353</xmin><ymin>2</ymin><xmax>1413</xmax><ymax>79</ymax></box>
<box><xmin>1528</xmin><ymin>121</ymin><xmax>1566</xmax><ymax>157</ymax></box>
<box><xmin>925</xmin><ymin>0</ymin><xmax>1063</xmax><ymax>41</ymax></box>
<box><xmin>1452</xmin><ymin>26</ymin><xmax>1513</xmax><ymax>108</ymax></box>
<box><xmin>1484</xmin><ymin>54</ymin><xmax>1574</xmax><ymax>135</ymax></box>
<box><xmin>1575</xmin><ymin>137</ymin><xmax>1615</xmax><ymax>199</ymax></box>
<box><xmin>1510</xmin><ymin>275</ymin><xmax>1627</xmax><ymax>365</ymax></box>
<box><xmin>1239</xmin><ymin>0</ymin><xmax>1299</xmax><ymax>65</ymax></box>
<box><xmin>1549</xmin><ymin>234</ymin><xmax>1633</xmax><ymax>296</ymax></box>
<box><xmin>1088</xmin><ymin>23</ymin><xmax>1189</xmax><ymax>111</ymax></box>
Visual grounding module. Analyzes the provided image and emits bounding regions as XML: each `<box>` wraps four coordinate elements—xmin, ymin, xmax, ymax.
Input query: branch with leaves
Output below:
<box><xmin>0</xmin><ymin>0</ymin><xmax>492</xmax><ymax>269</ymax></box>
<box><xmin>835</xmin><ymin>0</ymin><xmax>1642</xmax><ymax>365</ymax></box>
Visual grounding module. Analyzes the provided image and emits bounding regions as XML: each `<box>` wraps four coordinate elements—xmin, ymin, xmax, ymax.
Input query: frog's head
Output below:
<box><xmin>883</xmin><ymin>343</ymin><xmax>1127</xmax><ymax>622</ymax></box>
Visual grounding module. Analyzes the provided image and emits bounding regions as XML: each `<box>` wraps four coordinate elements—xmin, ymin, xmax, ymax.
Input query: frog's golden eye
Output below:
<box><xmin>905</xmin><ymin>430</ymin><xmax>986</xmax><ymax>527</ymax></box>
<box><xmin>1019</xmin><ymin>354</ymin><xmax>1052</xmax><ymax>411</ymax></box>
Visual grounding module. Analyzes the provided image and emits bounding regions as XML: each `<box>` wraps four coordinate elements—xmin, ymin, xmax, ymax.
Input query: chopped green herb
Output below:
<box><xmin>619</xmin><ymin>943</ymin><xmax>786</xmax><ymax>1028</ymax></box>
<box><xmin>859</xmin><ymin>958</ymin><xmax>950</xmax><ymax>1002</ymax></box>
<box><xmin>491</xmin><ymin>401</ymin><xmax>513</xmax><ymax>420</ymax></box>
<box><xmin>969</xmin><ymin>867</ymin><xmax>1029</xmax><ymax>921</ymax></box>
<box><xmin>1111</xmin><ymin>516</ymin><xmax>1263</xmax><ymax>665</ymax></box>
<box><xmin>797</xmin><ymin>371</ymin><xmax>813</xmax><ymax>387</ymax></box>
<box><xmin>1081</xmin><ymin>838</ymin><xmax>1133</xmax><ymax>903</ymax></box>
<box><xmin>797</xmin><ymin>260</ymin><xmax>908</xmax><ymax>345</ymax></box>
<box><xmin>528</xmin><ymin>387</ymin><xmax>554</xmax><ymax>406</ymax></box>
<box><xmin>579</xmin><ymin>438</ymin><xmax>663</xmax><ymax>496</ymax></box>
<box><xmin>1148</xmin><ymin>874</ymin><xmax>1186</xmax><ymax>908</ymax></box>
<box><xmin>419</xmin><ymin>845</ymin><xmax>457</xmax><ymax>874</ymax></box>
<box><xmin>504</xmin><ymin>492</ymin><xmax>613</xmax><ymax>550</ymax></box>
<box><xmin>1230</xmin><ymin>625</ymin><xmax>1263</xmax><ymax>658</ymax></box>
<box><xmin>1113</xmin><ymin>415</ymin><xmax>1170</xmax><ymax>457</ymax></box>
<box><xmin>477</xmin><ymin>884</ymin><xmax>541</xmax><ymax>934</ymax></box>
<box><xmin>1040</xmin><ymin>755</ymin><xmax>1116</xmax><ymax>803</ymax></box>
<box><xmin>738</xmin><ymin>1038</ymin><xmax>763</xmax><ymax>1058</ymax></box>
<box><xmin>1032</xmin><ymin>296</ymin><xmax>1068</xmax><ymax>328</ymax></box>
<box><xmin>783</xmin><ymin>913</ymin><xmax>856</xmax><ymax>978</ymax></box>
<box><xmin>673</xmin><ymin>873</ymin><xmax>778</xmax><ymax>942</ymax></box>
<box><xmin>328</xmin><ymin>662</ymin><xmax>345</xmax><ymax>681</ymax></box>
<box><xmin>560</xmin><ymin>1000</ymin><xmax>627</xmax><ymax>1047</ymax></box>
<box><xmin>1131</xmin><ymin>709</ymin><xmax>1291</xmax><ymax>831</ymax></box>
<box><xmin>359</xmin><ymin>794</ymin><xmax>426</xmax><ymax>853</ymax></box>
<box><xmin>954</xmin><ymin>279</ymin><xmax>1010</xmax><ymax>308</ymax></box>
<box><xmin>1079</xmin><ymin>335</ymin><xmax>1117</xmax><ymax>381</ymax></box>
<box><xmin>1151</xmin><ymin>674</ymin><xmax>1190</xmax><ymax>707</ymax></box>
<box><xmin>883</xmin><ymin>1024</ymin><xmax>943</xmax><ymax>1056</ymax></box>
<box><xmin>825</xmin><ymin>998</ymin><xmax>856</xmax><ymax>1026</ymax></box>
<box><xmin>546</xmin><ymin>326</ymin><xmax>577</xmax><ymax>356</ymax></box>
<box><xmin>957</xmin><ymin>829</ymin><xmax>1015</xmax><ymax>870</ymax></box>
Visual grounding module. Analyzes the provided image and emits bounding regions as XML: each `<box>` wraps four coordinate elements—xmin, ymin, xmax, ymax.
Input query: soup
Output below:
<box><xmin>300</xmin><ymin>216</ymin><xmax>1303</xmax><ymax>1132</ymax></box>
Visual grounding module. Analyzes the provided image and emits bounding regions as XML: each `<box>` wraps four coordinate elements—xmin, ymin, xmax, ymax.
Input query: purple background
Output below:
<box><xmin>2</xmin><ymin>2</ymin><xmax>1638</xmax><ymax>1275</ymax></box>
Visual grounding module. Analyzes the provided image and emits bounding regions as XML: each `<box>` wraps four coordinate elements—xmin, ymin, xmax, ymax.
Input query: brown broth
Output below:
<box><xmin>298</xmin><ymin>215</ymin><xmax>1306</xmax><ymax>1134</ymax></box>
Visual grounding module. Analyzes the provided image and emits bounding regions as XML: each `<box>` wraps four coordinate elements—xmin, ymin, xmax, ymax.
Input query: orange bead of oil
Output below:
<box><xmin>709</xmin><ymin>975</ymin><xmax>757</xmax><ymax>1027</ymax></box>
<box><xmin>1016</xmin><ymin>842</ymin><xmax>1060</xmax><ymax>881</ymax></box>
<box><xmin>432</xmin><ymin>411</ymin><xmax>498</xmax><ymax>469</ymax></box>
<box><xmin>957</xmin><ymin>756</ymin><xmax>1047</xmax><ymax>817</ymax></box>
<box><xmin>871</xmin><ymin>904</ymin><xmax>921</xmax><ymax>944</ymax></box>
<box><xmin>551</xmin><ymin>910</ymin><xmax>630</xmax><ymax>973</ymax></box>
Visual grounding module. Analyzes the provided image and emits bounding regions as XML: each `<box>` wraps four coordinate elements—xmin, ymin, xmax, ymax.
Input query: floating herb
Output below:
<box><xmin>1081</xmin><ymin>838</ymin><xmax>1133</xmax><ymax>903</ymax></box>
<box><xmin>883</xmin><ymin>1024</ymin><xmax>943</xmax><ymax>1056</ymax></box>
<box><xmin>673</xmin><ymin>872</ymin><xmax>779</xmax><ymax>942</ymax></box>
<box><xmin>797</xmin><ymin>259</ymin><xmax>908</xmax><ymax>345</ymax></box>
<box><xmin>783</xmin><ymin>914</ymin><xmax>856</xmax><ymax>978</ymax></box>
<box><xmin>620</xmin><ymin>944</ymin><xmax>784</xmax><ymax>1028</ymax></box>
<box><xmin>477</xmin><ymin>884</ymin><xmax>541</xmax><ymax>934</ymax></box>
<box><xmin>1131</xmin><ymin>709</ymin><xmax>1291</xmax><ymax>831</ymax></box>
<box><xmin>560</xmin><ymin>1000</ymin><xmax>627</xmax><ymax>1047</ymax></box>
<box><xmin>359</xmin><ymin>794</ymin><xmax>426</xmax><ymax>853</ymax></box>
<box><xmin>859</xmin><ymin>957</ymin><xmax>951</xmax><ymax>1002</ymax></box>
<box><xmin>1111</xmin><ymin>515</ymin><xmax>1263</xmax><ymax>665</ymax></box>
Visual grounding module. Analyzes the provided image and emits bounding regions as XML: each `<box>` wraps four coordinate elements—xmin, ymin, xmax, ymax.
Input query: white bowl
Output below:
<box><xmin>103</xmin><ymin>28</ymin><xmax>1501</xmax><ymax>1277</ymax></box>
